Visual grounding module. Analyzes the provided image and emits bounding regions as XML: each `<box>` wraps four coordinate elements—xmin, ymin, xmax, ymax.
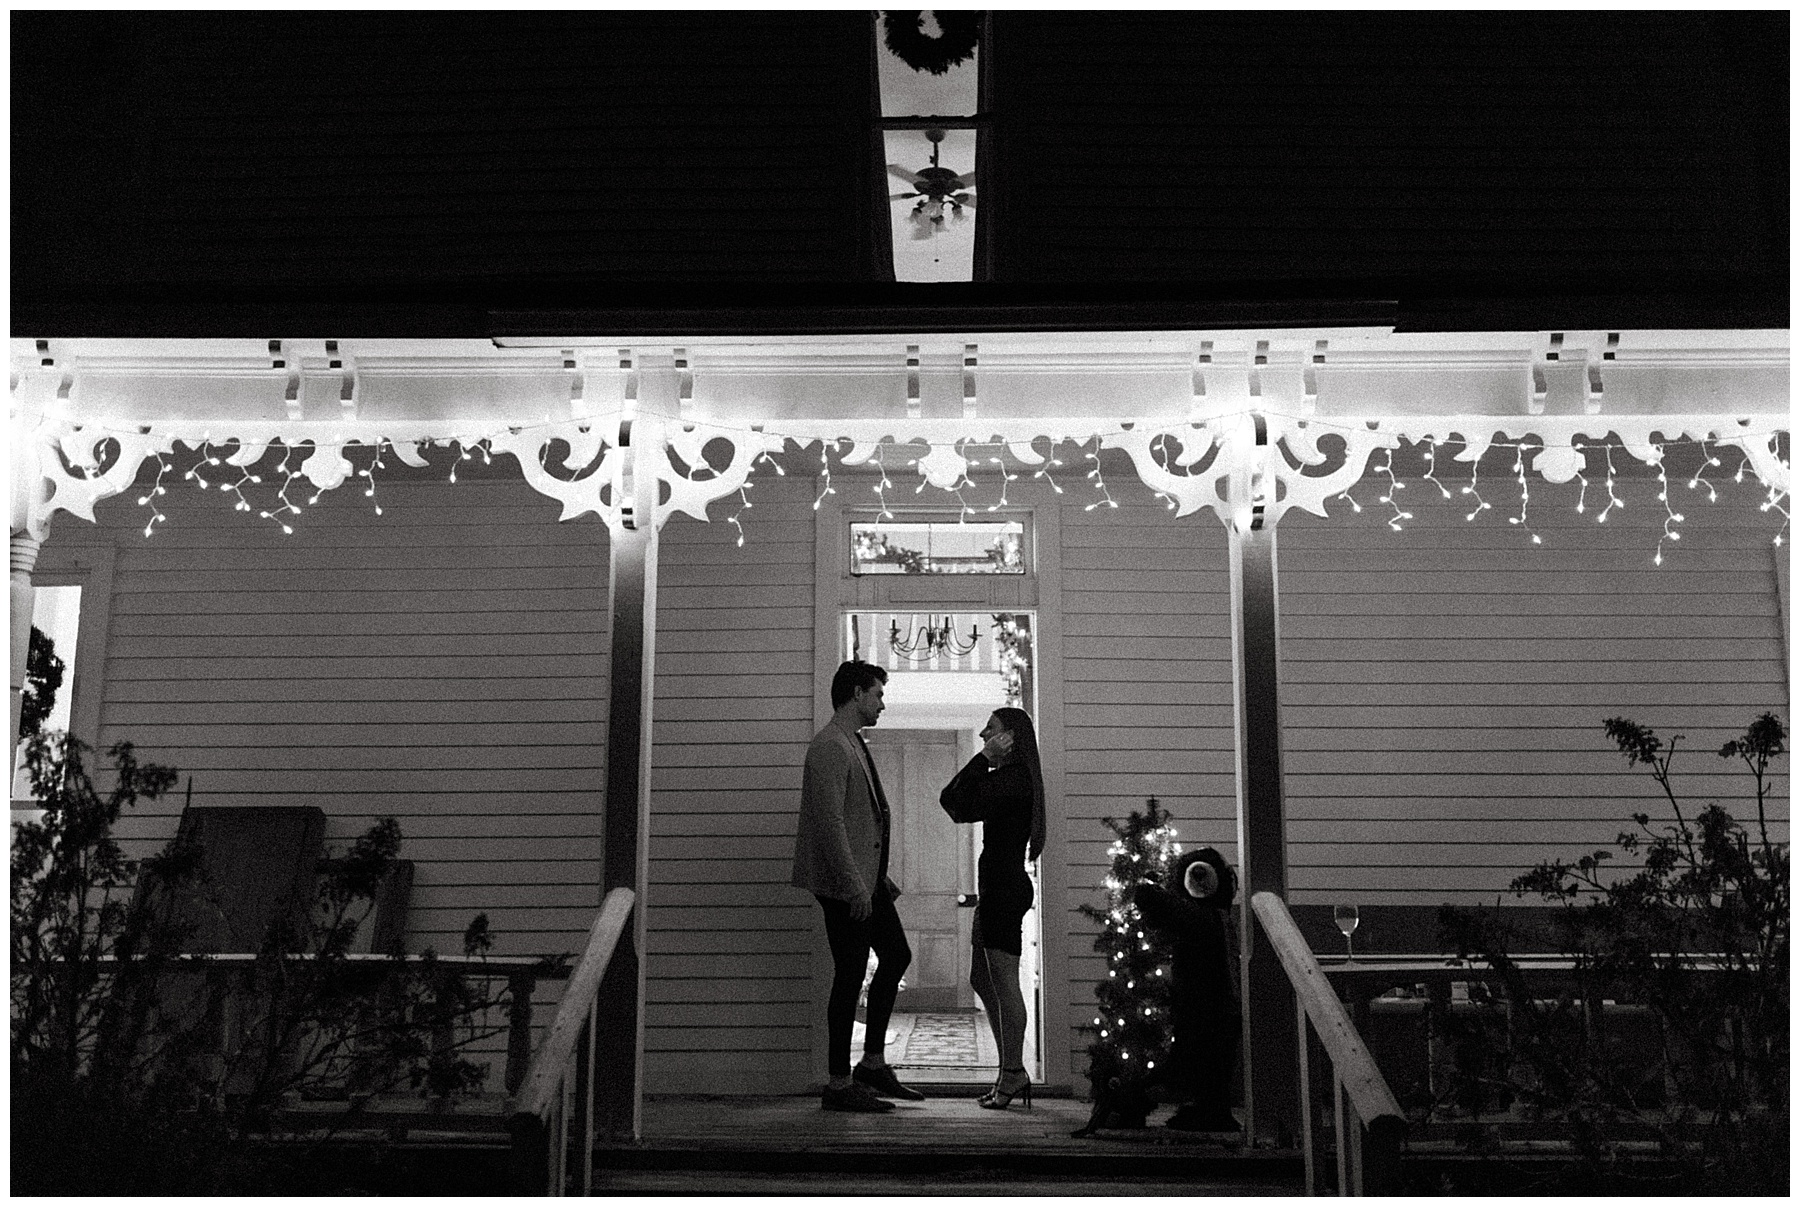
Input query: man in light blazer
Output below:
<box><xmin>792</xmin><ymin>660</ymin><xmax>924</xmax><ymax>1112</ymax></box>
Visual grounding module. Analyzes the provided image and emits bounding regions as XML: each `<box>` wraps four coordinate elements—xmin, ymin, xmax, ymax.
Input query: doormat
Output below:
<box><xmin>892</xmin><ymin>1011</ymin><xmax>981</xmax><ymax>1067</ymax></box>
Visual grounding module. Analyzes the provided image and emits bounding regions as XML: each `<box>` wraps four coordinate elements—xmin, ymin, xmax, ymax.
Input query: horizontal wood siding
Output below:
<box><xmin>647</xmin><ymin>476</ymin><xmax>817</xmax><ymax>1090</ymax></box>
<box><xmin>36</xmin><ymin>458</ymin><xmax>610</xmax><ymax>1080</ymax></box>
<box><xmin>1280</xmin><ymin>446</ymin><xmax>1789</xmax><ymax>905</ymax></box>
<box><xmin>1057</xmin><ymin>475</ymin><xmax>1237</xmax><ymax>1083</ymax></box>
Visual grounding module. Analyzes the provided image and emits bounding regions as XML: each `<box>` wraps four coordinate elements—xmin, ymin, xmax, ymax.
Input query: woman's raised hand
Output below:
<box><xmin>982</xmin><ymin>730</ymin><xmax>1015</xmax><ymax>763</ymax></box>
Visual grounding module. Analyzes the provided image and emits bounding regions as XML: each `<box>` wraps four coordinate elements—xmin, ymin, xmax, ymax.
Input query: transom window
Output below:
<box><xmin>850</xmin><ymin>518</ymin><xmax>1026</xmax><ymax>576</ymax></box>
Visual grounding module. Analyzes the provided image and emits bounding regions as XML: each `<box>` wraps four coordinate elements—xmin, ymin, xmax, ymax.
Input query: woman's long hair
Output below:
<box><xmin>992</xmin><ymin>706</ymin><xmax>1047</xmax><ymax>861</ymax></box>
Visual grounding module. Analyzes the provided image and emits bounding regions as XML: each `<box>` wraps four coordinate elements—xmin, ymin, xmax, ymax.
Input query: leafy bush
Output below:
<box><xmin>11</xmin><ymin>731</ymin><xmax>511</xmax><ymax>1194</ymax></box>
<box><xmin>1437</xmin><ymin>713</ymin><xmax>1787</xmax><ymax>1193</ymax></box>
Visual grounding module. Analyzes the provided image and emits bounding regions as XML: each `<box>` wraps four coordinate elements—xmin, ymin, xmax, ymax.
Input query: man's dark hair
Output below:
<box><xmin>830</xmin><ymin>660</ymin><xmax>888</xmax><ymax>709</ymax></box>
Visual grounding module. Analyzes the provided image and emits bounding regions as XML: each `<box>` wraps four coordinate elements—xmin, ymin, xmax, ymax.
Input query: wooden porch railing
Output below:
<box><xmin>507</xmin><ymin>887</ymin><xmax>635</xmax><ymax>1197</ymax></box>
<box><xmin>1251</xmin><ymin>891</ymin><xmax>1407</xmax><ymax>1196</ymax></box>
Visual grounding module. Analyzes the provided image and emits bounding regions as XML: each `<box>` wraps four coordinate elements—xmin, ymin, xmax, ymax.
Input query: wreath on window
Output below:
<box><xmin>882</xmin><ymin>11</ymin><xmax>982</xmax><ymax>76</ymax></box>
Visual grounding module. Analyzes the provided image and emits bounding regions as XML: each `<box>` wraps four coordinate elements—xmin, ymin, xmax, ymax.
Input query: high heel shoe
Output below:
<box><xmin>977</xmin><ymin>1070</ymin><xmax>1032</xmax><ymax>1110</ymax></box>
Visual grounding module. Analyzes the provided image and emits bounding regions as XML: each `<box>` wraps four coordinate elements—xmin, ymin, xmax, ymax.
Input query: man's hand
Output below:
<box><xmin>849</xmin><ymin>892</ymin><xmax>872</xmax><ymax>922</ymax></box>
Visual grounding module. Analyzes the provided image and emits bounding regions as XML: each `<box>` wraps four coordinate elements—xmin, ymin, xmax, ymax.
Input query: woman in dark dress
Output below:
<box><xmin>939</xmin><ymin>705</ymin><xmax>1046</xmax><ymax>1109</ymax></box>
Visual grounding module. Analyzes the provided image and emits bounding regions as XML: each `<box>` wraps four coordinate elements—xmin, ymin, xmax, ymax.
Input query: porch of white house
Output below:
<box><xmin>10</xmin><ymin>329</ymin><xmax>1788</xmax><ymax>1191</ymax></box>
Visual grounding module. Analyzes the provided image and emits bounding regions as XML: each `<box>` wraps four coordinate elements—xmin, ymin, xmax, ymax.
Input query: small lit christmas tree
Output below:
<box><xmin>1074</xmin><ymin>796</ymin><xmax>1183</xmax><ymax>1134</ymax></box>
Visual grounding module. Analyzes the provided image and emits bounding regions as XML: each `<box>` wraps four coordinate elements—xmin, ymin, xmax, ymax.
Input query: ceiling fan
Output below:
<box><xmin>888</xmin><ymin>128</ymin><xmax>976</xmax><ymax>239</ymax></box>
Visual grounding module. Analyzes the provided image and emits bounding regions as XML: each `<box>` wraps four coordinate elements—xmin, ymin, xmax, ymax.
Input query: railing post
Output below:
<box><xmin>505</xmin><ymin>971</ymin><xmax>537</xmax><ymax>1097</ymax></box>
<box><xmin>1425</xmin><ymin>979</ymin><xmax>1453</xmax><ymax>1105</ymax></box>
<box><xmin>1333</xmin><ymin>1073</ymin><xmax>1349</xmax><ymax>1195</ymax></box>
<box><xmin>556</xmin><ymin>1073</ymin><xmax>571</xmax><ymax>1194</ymax></box>
<box><xmin>1296</xmin><ymin>995</ymin><xmax>1316</xmax><ymax>1195</ymax></box>
<box><xmin>573</xmin><ymin>1002</ymin><xmax>596</xmax><ymax>1196</ymax></box>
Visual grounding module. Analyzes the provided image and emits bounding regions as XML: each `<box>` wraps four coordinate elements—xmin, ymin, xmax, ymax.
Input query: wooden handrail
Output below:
<box><xmin>1252</xmin><ymin>892</ymin><xmax>1406</xmax><ymax>1195</ymax></box>
<box><xmin>1252</xmin><ymin>892</ymin><xmax>1403</xmax><ymax>1133</ymax></box>
<box><xmin>512</xmin><ymin>887</ymin><xmax>634</xmax><ymax>1123</ymax></box>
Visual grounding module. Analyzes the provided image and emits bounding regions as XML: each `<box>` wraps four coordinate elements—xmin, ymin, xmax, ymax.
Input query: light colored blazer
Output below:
<box><xmin>791</xmin><ymin>717</ymin><xmax>898</xmax><ymax>904</ymax></box>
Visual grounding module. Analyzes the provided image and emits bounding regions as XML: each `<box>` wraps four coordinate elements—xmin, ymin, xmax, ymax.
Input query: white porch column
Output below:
<box><xmin>594</xmin><ymin>414</ymin><xmax>660</xmax><ymax>1142</ymax></box>
<box><xmin>1226</xmin><ymin>412</ymin><xmax>1302</xmax><ymax>1147</ymax></box>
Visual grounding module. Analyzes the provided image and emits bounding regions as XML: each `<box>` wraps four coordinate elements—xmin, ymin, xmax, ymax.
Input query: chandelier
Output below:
<box><xmin>889</xmin><ymin>615</ymin><xmax>980</xmax><ymax>661</ymax></box>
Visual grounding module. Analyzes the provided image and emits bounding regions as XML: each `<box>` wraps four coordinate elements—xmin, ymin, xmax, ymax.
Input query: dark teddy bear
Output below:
<box><xmin>1132</xmin><ymin>846</ymin><xmax>1244</xmax><ymax>1133</ymax></box>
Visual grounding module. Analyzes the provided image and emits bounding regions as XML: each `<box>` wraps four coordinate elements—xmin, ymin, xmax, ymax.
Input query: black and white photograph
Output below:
<box><xmin>10</xmin><ymin>8</ymin><xmax>1788</xmax><ymax>1197</ymax></box>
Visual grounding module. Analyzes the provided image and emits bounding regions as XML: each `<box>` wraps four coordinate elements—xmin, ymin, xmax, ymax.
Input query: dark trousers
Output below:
<box><xmin>815</xmin><ymin>884</ymin><xmax>911</xmax><ymax>1077</ymax></box>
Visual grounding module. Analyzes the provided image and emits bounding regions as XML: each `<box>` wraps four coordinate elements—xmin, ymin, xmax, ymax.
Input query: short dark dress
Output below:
<box><xmin>939</xmin><ymin>755</ymin><xmax>1035</xmax><ymax>956</ymax></box>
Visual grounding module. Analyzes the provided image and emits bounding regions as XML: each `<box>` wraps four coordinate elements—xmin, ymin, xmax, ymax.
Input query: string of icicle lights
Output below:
<box><xmin>75</xmin><ymin>423</ymin><xmax>1789</xmax><ymax>564</ymax></box>
<box><xmin>1329</xmin><ymin>433</ymin><xmax>1787</xmax><ymax>564</ymax></box>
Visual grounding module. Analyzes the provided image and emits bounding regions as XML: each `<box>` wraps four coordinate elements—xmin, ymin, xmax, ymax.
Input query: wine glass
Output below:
<box><xmin>1334</xmin><ymin>904</ymin><xmax>1360</xmax><ymax>963</ymax></box>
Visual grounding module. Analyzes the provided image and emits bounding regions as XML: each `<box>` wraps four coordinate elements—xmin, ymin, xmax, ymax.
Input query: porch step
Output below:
<box><xmin>594</xmin><ymin>1094</ymin><xmax>1304</xmax><ymax>1194</ymax></box>
<box><xmin>591</xmin><ymin>1165</ymin><xmax>1306</xmax><ymax>1195</ymax></box>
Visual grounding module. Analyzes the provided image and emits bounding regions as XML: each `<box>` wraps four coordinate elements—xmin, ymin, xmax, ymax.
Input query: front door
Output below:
<box><xmin>864</xmin><ymin>728</ymin><xmax>975</xmax><ymax>1010</ymax></box>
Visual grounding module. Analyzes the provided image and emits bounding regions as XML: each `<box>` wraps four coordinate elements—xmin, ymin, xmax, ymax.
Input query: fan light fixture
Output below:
<box><xmin>889</xmin><ymin>129</ymin><xmax>976</xmax><ymax>240</ymax></box>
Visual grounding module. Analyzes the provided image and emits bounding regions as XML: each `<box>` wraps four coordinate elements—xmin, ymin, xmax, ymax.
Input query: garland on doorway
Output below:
<box><xmin>1073</xmin><ymin>797</ymin><xmax>1181</xmax><ymax>1136</ymax></box>
<box><xmin>881</xmin><ymin>11</ymin><xmax>982</xmax><ymax>75</ymax></box>
<box><xmin>992</xmin><ymin>613</ymin><xmax>1031</xmax><ymax>707</ymax></box>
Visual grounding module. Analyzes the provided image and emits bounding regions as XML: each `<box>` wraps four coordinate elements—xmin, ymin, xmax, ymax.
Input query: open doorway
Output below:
<box><xmin>847</xmin><ymin>610</ymin><xmax>1040</xmax><ymax>1086</ymax></box>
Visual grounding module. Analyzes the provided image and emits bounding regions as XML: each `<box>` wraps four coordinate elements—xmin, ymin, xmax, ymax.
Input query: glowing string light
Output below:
<box><xmin>355</xmin><ymin>438</ymin><xmax>387</xmax><ymax>519</ymax></box>
<box><xmin>952</xmin><ymin>460</ymin><xmax>975</xmax><ymax>522</ymax></box>
<box><xmin>871</xmin><ymin>441</ymin><xmax>895</xmax><ymax>520</ymax></box>
<box><xmin>136</xmin><ymin>451</ymin><xmax>171</xmax><ymax>537</ymax></box>
<box><xmin>258</xmin><ymin>442</ymin><xmax>304</xmax><ymax>534</ymax></box>
<box><xmin>182</xmin><ymin>441</ymin><xmax>222</xmax><ymax>492</ymax></box>
<box><xmin>812</xmin><ymin>438</ymin><xmax>837</xmax><ymax>510</ymax></box>
<box><xmin>446</xmin><ymin>435</ymin><xmax>491</xmax><ymax>485</ymax></box>
<box><xmin>984</xmin><ymin>446</ymin><xmax>1020</xmax><ymax>512</ymax></box>
<box><xmin>226</xmin><ymin>459</ymin><xmax>263</xmax><ymax>514</ymax></box>
<box><xmin>1375</xmin><ymin>447</ymin><xmax>1413</xmax><ymax>532</ymax></box>
<box><xmin>1420</xmin><ymin>436</ymin><xmax>1453</xmax><ymax>499</ymax></box>
<box><xmin>63</xmin><ymin>415</ymin><xmax>1791</xmax><ymax>562</ymax></box>
<box><xmin>1149</xmin><ymin>434</ymin><xmax>1179</xmax><ymax>510</ymax></box>
<box><xmin>1083</xmin><ymin>437</ymin><xmax>1117</xmax><ymax>511</ymax></box>
<box><xmin>1761</xmin><ymin>488</ymin><xmax>1789</xmax><ymax>548</ymax></box>
<box><xmin>1652</xmin><ymin>442</ymin><xmax>1685</xmax><ymax>566</ymax></box>
<box><xmin>1506</xmin><ymin>440</ymin><xmax>1541</xmax><ymax>545</ymax></box>
<box><xmin>1596</xmin><ymin>443</ymin><xmax>1623</xmax><ymax>523</ymax></box>
<box><xmin>1686</xmin><ymin>438</ymin><xmax>1721</xmax><ymax>503</ymax></box>
<box><xmin>726</xmin><ymin>452</ymin><xmax>761</xmax><ymax>548</ymax></box>
<box><xmin>1460</xmin><ymin>439</ymin><xmax>1492</xmax><ymax>522</ymax></box>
